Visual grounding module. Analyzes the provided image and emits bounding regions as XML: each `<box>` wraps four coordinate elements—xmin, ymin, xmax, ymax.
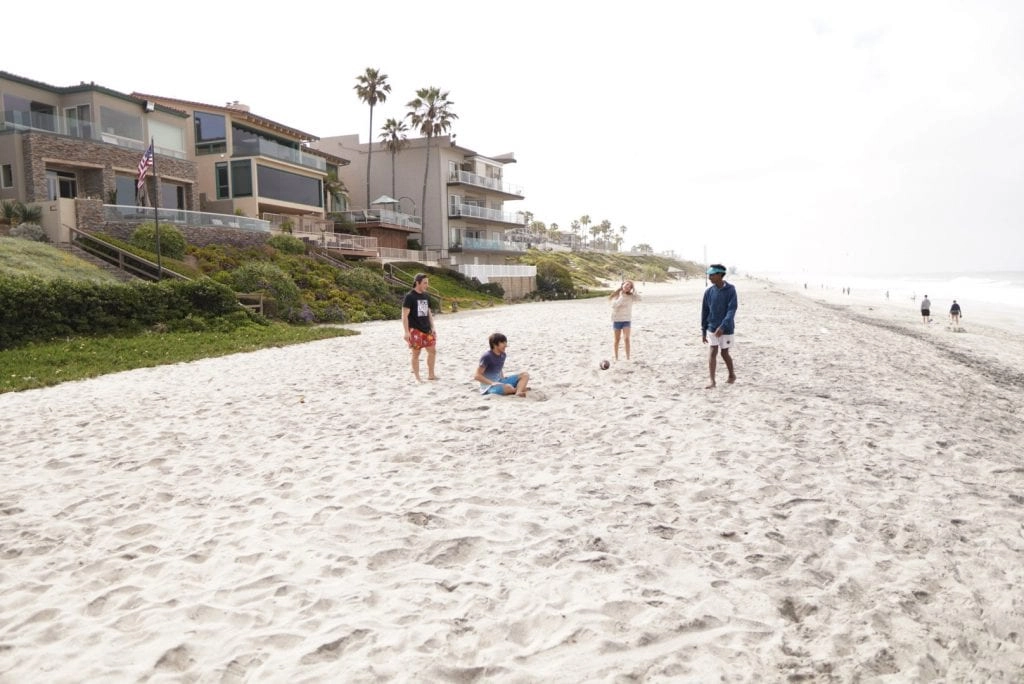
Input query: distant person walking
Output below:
<box><xmin>402</xmin><ymin>273</ymin><xmax>438</xmax><ymax>382</ymax></box>
<box><xmin>701</xmin><ymin>264</ymin><xmax>738</xmax><ymax>389</ymax></box>
<box><xmin>921</xmin><ymin>295</ymin><xmax>932</xmax><ymax>323</ymax></box>
<box><xmin>608</xmin><ymin>280</ymin><xmax>639</xmax><ymax>361</ymax></box>
<box><xmin>949</xmin><ymin>300</ymin><xmax>962</xmax><ymax>329</ymax></box>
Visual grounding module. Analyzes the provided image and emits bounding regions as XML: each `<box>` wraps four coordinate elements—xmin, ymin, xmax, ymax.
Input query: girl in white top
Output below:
<box><xmin>608</xmin><ymin>280</ymin><xmax>639</xmax><ymax>361</ymax></box>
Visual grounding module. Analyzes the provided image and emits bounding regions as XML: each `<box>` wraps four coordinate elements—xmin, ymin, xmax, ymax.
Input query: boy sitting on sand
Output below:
<box><xmin>475</xmin><ymin>332</ymin><xmax>530</xmax><ymax>397</ymax></box>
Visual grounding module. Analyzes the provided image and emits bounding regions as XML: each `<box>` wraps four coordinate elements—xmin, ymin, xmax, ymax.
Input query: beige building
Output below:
<box><xmin>0</xmin><ymin>70</ymin><xmax>197</xmax><ymax>242</ymax></box>
<box><xmin>131</xmin><ymin>93</ymin><xmax>349</xmax><ymax>227</ymax></box>
<box><xmin>313</xmin><ymin>134</ymin><xmax>528</xmax><ymax>267</ymax></box>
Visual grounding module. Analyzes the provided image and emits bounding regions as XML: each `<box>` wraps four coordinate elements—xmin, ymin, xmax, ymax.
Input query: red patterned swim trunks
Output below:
<box><xmin>409</xmin><ymin>329</ymin><xmax>436</xmax><ymax>349</ymax></box>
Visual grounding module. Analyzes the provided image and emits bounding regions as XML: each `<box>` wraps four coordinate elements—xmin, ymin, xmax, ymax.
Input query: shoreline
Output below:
<box><xmin>1</xmin><ymin>278</ymin><xmax>1022</xmax><ymax>680</ymax></box>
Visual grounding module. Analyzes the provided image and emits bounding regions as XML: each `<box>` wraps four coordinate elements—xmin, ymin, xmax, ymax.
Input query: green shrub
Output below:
<box><xmin>131</xmin><ymin>222</ymin><xmax>187</xmax><ymax>260</ymax></box>
<box><xmin>535</xmin><ymin>259</ymin><xmax>576</xmax><ymax>299</ymax></box>
<box><xmin>9</xmin><ymin>223</ymin><xmax>48</xmax><ymax>242</ymax></box>
<box><xmin>267</xmin><ymin>234</ymin><xmax>307</xmax><ymax>255</ymax></box>
<box><xmin>0</xmin><ymin>275</ymin><xmax>243</xmax><ymax>349</ymax></box>
<box><xmin>229</xmin><ymin>261</ymin><xmax>302</xmax><ymax>321</ymax></box>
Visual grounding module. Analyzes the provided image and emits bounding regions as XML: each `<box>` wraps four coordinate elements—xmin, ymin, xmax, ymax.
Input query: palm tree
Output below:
<box><xmin>323</xmin><ymin>171</ymin><xmax>349</xmax><ymax>213</ymax></box>
<box><xmin>379</xmin><ymin>118</ymin><xmax>409</xmax><ymax>201</ymax></box>
<box><xmin>406</xmin><ymin>87</ymin><xmax>458</xmax><ymax>240</ymax></box>
<box><xmin>354</xmin><ymin>68</ymin><xmax>391</xmax><ymax>209</ymax></box>
<box><xmin>570</xmin><ymin>220</ymin><xmax>581</xmax><ymax>250</ymax></box>
<box><xmin>579</xmin><ymin>215</ymin><xmax>591</xmax><ymax>249</ymax></box>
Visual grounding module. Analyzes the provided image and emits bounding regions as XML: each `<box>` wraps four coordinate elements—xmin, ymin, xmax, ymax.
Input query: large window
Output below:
<box><xmin>194</xmin><ymin>111</ymin><xmax>226</xmax><ymax>154</ymax></box>
<box><xmin>99</xmin><ymin>106</ymin><xmax>143</xmax><ymax>142</ymax></box>
<box><xmin>115</xmin><ymin>176</ymin><xmax>136</xmax><ymax>204</ymax></box>
<box><xmin>231</xmin><ymin>160</ymin><xmax>252</xmax><ymax>197</ymax></box>
<box><xmin>160</xmin><ymin>183</ymin><xmax>185</xmax><ymax>210</ymax></box>
<box><xmin>149</xmin><ymin>119</ymin><xmax>186</xmax><ymax>156</ymax></box>
<box><xmin>256</xmin><ymin>165</ymin><xmax>322</xmax><ymax>207</ymax></box>
<box><xmin>64</xmin><ymin>104</ymin><xmax>92</xmax><ymax>139</ymax></box>
<box><xmin>215</xmin><ymin>162</ymin><xmax>230</xmax><ymax>199</ymax></box>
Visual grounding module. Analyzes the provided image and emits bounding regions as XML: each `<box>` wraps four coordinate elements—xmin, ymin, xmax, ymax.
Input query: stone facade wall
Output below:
<box><xmin>21</xmin><ymin>132</ymin><xmax>198</xmax><ymax>210</ymax></box>
<box><xmin>74</xmin><ymin>198</ymin><xmax>270</xmax><ymax>248</ymax></box>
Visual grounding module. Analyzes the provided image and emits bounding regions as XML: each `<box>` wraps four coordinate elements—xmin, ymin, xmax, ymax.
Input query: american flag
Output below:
<box><xmin>136</xmin><ymin>143</ymin><xmax>154</xmax><ymax>190</ymax></box>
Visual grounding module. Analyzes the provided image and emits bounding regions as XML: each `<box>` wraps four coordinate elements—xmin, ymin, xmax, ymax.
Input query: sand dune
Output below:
<box><xmin>2</xmin><ymin>279</ymin><xmax>1022</xmax><ymax>681</ymax></box>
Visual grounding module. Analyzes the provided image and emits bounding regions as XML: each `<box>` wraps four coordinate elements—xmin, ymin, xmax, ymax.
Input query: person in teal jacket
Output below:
<box><xmin>701</xmin><ymin>264</ymin><xmax>738</xmax><ymax>388</ymax></box>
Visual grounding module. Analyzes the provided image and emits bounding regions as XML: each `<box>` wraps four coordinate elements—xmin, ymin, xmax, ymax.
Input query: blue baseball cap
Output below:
<box><xmin>706</xmin><ymin>265</ymin><xmax>727</xmax><ymax>275</ymax></box>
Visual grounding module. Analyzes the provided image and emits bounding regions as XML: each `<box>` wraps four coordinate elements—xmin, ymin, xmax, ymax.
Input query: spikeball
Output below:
<box><xmin>600</xmin><ymin>360</ymin><xmax>610</xmax><ymax>370</ymax></box>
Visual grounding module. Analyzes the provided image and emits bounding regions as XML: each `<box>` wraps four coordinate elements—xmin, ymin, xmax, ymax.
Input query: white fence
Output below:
<box><xmin>457</xmin><ymin>264</ymin><xmax>536</xmax><ymax>284</ymax></box>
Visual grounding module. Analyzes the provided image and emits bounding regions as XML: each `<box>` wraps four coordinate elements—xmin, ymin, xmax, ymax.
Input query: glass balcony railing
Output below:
<box><xmin>454</xmin><ymin>237</ymin><xmax>527</xmax><ymax>253</ymax></box>
<box><xmin>232</xmin><ymin>138</ymin><xmax>326</xmax><ymax>172</ymax></box>
<box><xmin>337</xmin><ymin>209</ymin><xmax>422</xmax><ymax>230</ymax></box>
<box><xmin>0</xmin><ymin>109</ymin><xmax>188</xmax><ymax>159</ymax></box>
<box><xmin>448</xmin><ymin>201</ymin><xmax>527</xmax><ymax>226</ymax></box>
<box><xmin>448</xmin><ymin>169</ymin><xmax>523</xmax><ymax>196</ymax></box>
<box><xmin>104</xmin><ymin>204</ymin><xmax>271</xmax><ymax>232</ymax></box>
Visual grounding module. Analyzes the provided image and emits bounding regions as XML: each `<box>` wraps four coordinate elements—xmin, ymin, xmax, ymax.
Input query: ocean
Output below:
<box><xmin>761</xmin><ymin>271</ymin><xmax>1024</xmax><ymax>309</ymax></box>
<box><xmin>758</xmin><ymin>270</ymin><xmax>1024</xmax><ymax>331</ymax></box>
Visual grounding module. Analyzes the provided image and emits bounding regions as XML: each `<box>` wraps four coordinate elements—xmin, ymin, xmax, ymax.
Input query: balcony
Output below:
<box><xmin>336</xmin><ymin>209</ymin><xmax>422</xmax><ymax>233</ymax></box>
<box><xmin>448</xmin><ymin>169</ymin><xmax>524</xmax><ymax>198</ymax></box>
<box><xmin>1</xmin><ymin>109</ymin><xmax>188</xmax><ymax>159</ymax></box>
<box><xmin>232</xmin><ymin>138</ymin><xmax>326</xmax><ymax>172</ymax></box>
<box><xmin>452</xmin><ymin>236</ymin><xmax>527</xmax><ymax>253</ymax></box>
<box><xmin>448</xmin><ymin>201</ymin><xmax>527</xmax><ymax>227</ymax></box>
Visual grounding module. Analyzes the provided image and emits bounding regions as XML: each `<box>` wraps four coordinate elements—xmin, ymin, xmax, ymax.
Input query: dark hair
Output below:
<box><xmin>488</xmin><ymin>332</ymin><xmax>507</xmax><ymax>350</ymax></box>
<box><xmin>414</xmin><ymin>273</ymin><xmax>428</xmax><ymax>284</ymax></box>
<box><xmin>709</xmin><ymin>263</ymin><xmax>727</xmax><ymax>273</ymax></box>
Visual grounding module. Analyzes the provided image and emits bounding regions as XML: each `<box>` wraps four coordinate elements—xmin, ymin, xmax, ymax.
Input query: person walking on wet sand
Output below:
<box><xmin>921</xmin><ymin>294</ymin><xmax>932</xmax><ymax>324</ymax></box>
<box><xmin>402</xmin><ymin>273</ymin><xmax>438</xmax><ymax>382</ymax></box>
<box><xmin>701</xmin><ymin>264</ymin><xmax>738</xmax><ymax>389</ymax></box>
<box><xmin>949</xmin><ymin>300</ymin><xmax>962</xmax><ymax>330</ymax></box>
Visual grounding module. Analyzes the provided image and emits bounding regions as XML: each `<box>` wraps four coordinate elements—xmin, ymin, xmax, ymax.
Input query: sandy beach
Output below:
<box><xmin>2</xmin><ymin>278</ymin><xmax>1023</xmax><ymax>682</ymax></box>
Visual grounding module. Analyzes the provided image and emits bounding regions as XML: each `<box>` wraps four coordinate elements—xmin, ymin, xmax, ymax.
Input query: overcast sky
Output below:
<box><xmin>6</xmin><ymin>0</ymin><xmax>1023</xmax><ymax>275</ymax></box>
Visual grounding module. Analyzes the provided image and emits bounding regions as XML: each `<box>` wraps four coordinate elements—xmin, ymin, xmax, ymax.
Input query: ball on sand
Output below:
<box><xmin>600</xmin><ymin>360</ymin><xmax>610</xmax><ymax>370</ymax></box>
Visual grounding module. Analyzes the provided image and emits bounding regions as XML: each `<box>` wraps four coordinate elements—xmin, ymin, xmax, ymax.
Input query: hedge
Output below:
<box><xmin>0</xmin><ymin>276</ymin><xmax>243</xmax><ymax>349</ymax></box>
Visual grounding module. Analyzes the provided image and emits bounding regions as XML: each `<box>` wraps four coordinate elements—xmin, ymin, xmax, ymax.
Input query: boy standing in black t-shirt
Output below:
<box><xmin>401</xmin><ymin>273</ymin><xmax>437</xmax><ymax>382</ymax></box>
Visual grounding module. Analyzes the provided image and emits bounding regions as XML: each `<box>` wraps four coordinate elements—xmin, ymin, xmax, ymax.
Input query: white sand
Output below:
<box><xmin>2</xmin><ymin>279</ymin><xmax>1023</xmax><ymax>682</ymax></box>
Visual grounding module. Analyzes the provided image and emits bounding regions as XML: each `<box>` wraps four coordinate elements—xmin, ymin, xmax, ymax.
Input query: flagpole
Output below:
<box><xmin>151</xmin><ymin>137</ymin><xmax>162</xmax><ymax>279</ymax></box>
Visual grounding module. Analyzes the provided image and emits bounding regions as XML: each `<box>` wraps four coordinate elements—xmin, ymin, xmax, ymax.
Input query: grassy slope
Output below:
<box><xmin>0</xmin><ymin>236</ymin><xmax>121</xmax><ymax>283</ymax></box>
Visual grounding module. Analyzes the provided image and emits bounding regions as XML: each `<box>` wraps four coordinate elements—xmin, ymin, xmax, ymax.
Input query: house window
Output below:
<box><xmin>256</xmin><ymin>164</ymin><xmax>321</xmax><ymax>207</ymax></box>
<box><xmin>115</xmin><ymin>176</ymin><xmax>136</xmax><ymax>204</ymax></box>
<box><xmin>160</xmin><ymin>183</ymin><xmax>185</xmax><ymax>210</ymax></box>
<box><xmin>215</xmin><ymin>163</ymin><xmax>230</xmax><ymax>199</ymax></box>
<box><xmin>64</xmin><ymin>104</ymin><xmax>92</xmax><ymax>139</ymax></box>
<box><xmin>45</xmin><ymin>171</ymin><xmax>77</xmax><ymax>200</ymax></box>
<box><xmin>99</xmin><ymin>106</ymin><xmax>143</xmax><ymax>143</ymax></box>
<box><xmin>1</xmin><ymin>164</ymin><xmax>13</xmax><ymax>189</ymax></box>
<box><xmin>149</xmin><ymin>119</ymin><xmax>186</xmax><ymax>157</ymax></box>
<box><xmin>194</xmin><ymin>111</ymin><xmax>227</xmax><ymax>155</ymax></box>
<box><xmin>230</xmin><ymin>160</ymin><xmax>252</xmax><ymax>197</ymax></box>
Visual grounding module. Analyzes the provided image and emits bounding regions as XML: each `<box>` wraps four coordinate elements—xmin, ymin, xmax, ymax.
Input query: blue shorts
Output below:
<box><xmin>482</xmin><ymin>373</ymin><xmax>522</xmax><ymax>395</ymax></box>
<box><xmin>613</xmin><ymin>321</ymin><xmax>631</xmax><ymax>330</ymax></box>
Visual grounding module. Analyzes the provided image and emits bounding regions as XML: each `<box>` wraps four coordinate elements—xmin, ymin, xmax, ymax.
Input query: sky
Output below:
<box><xmin>5</xmin><ymin>0</ymin><xmax>1023</xmax><ymax>276</ymax></box>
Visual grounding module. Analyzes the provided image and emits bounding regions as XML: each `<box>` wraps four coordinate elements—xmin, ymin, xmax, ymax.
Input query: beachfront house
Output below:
<box><xmin>311</xmin><ymin>134</ymin><xmax>535</xmax><ymax>296</ymax></box>
<box><xmin>0</xmin><ymin>70</ymin><xmax>197</xmax><ymax>243</ymax></box>
<box><xmin>129</xmin><ymin>93</ymin><xmax>357</xmax><ymax>244</ymax></box>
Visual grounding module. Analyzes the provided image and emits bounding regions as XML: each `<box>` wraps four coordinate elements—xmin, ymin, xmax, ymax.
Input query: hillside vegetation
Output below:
<box><xmin>0</xmin><ymin>236</ymin><xmax>120</xmax><ymax>283</ymax></box>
